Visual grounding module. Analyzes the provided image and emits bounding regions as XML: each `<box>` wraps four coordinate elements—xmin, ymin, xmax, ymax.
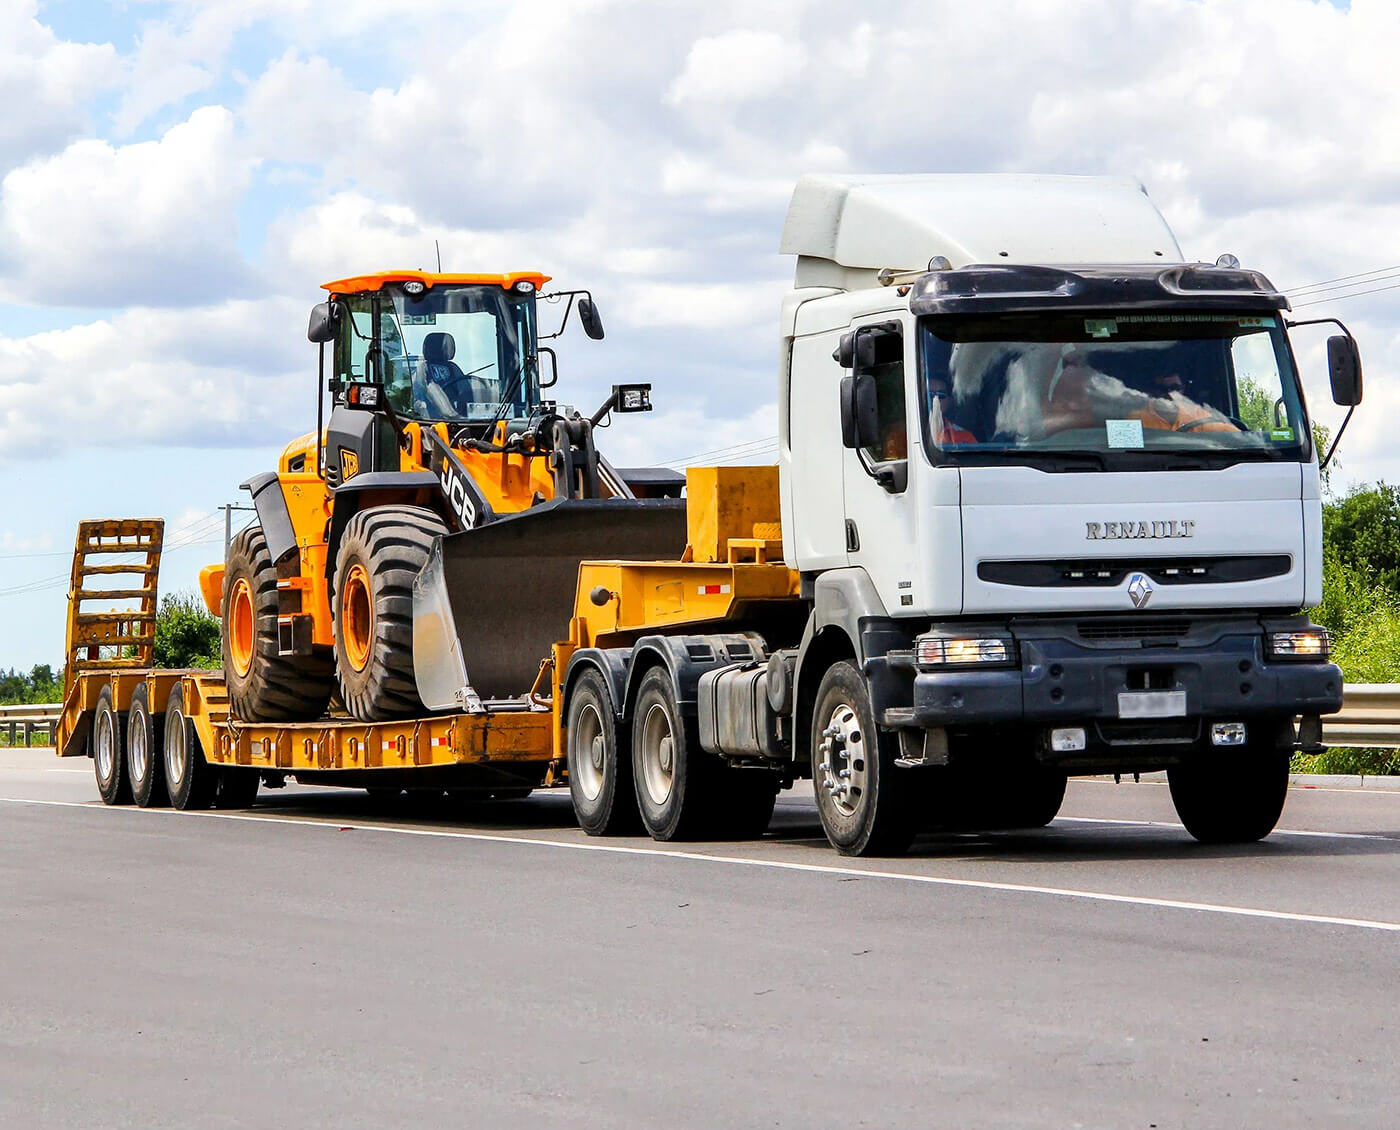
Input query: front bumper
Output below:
<box><xmin>886</xmin><ymin>622</ymin><xmax>1342</xmax><ymax>740</ymax></box>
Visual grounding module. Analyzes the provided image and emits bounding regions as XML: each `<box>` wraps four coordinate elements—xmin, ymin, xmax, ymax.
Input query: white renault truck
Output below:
<box><xmin>754</xmin><ymin>173</ymin><xmax>1354</xmax><ymax>852</ymax></box>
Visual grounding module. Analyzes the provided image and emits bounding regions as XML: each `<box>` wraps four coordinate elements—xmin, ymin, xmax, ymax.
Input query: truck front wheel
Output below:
<box><xmin>811</xmin><ymin>661</ymin><xmax>916</xmax><ymax>856</ymax></box>
<box><xmin>1167</xmin><ymin>717</ymin><xmax>1293</xmax><ymax>843</ymax></box>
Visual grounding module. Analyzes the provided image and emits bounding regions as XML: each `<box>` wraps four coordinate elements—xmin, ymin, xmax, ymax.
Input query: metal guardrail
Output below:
<box><xmin>1322</xmin><ymin>685</ymin><xmax>1400</xmax><ymax>749</ymax></box>
<box><xmin>0</xmin><ymin>686</ymin><xmax>1397</xmax><ymax>752</ymax></box>
<box><xmin>0</xmin><ymin>702</ymin><xmax>60</xmax><ymax>747</ymax></box>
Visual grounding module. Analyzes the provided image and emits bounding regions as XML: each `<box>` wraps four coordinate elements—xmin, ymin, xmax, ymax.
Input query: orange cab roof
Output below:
<box><xmin>321</xmin><ymin>270</ymin><xmax>552</xmax><ymax>294</ymax></box>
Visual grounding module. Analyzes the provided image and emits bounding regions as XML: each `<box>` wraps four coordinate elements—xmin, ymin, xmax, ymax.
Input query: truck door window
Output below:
<box><xmin>862</xmin><ymin>326</ymin><xmax>909</xmax><ymax>469</ymax></box>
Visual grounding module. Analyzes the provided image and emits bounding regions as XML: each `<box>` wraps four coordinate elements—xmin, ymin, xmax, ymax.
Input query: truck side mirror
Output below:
<box><xmin>307</xmin><ymin>301</ymin><xmax>338</xmax><ymax>344</ymax></box>
<box><xmin>840</xmin><ymin>372</ymin><xmax>880</xmax><ymax>449</ymax></box>
<box><xmin>578</xmin><ymin>296</ymin><xmax>605</xmax><ymax>340</ymax></box>
<box><xmin>1327</xmin><ymin>335</ymin><xmax>1363</xmax><ymax>405</ymax></box>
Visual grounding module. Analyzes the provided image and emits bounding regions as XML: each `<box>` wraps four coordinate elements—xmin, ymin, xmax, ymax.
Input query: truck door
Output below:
<box><xmin>841</xmin><ymin>319</ymin><xmax>916</xmax><ymax>608</ymax></box>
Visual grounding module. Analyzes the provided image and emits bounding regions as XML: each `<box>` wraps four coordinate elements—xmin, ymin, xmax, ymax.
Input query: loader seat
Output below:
<box><xmin>416</xmin><ymin>332</ymin><xmax>492</xmax><ymax>419</ymax></box>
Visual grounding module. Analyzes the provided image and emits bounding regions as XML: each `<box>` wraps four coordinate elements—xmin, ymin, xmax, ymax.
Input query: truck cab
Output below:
<box><xmin>769</xmin><ymin>174</ymin><xmax>1352</xmax><ymax>850</ymax></box>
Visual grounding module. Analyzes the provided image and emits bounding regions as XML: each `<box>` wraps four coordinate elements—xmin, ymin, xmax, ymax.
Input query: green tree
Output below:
<box><xmin>153</xmin><ymin>591</ymin><xmax>222</xmax><ymax>669</ymax></box>
<box><xmin>1321</xmin><ymin>483</ymin><xmax>1400</xmax><ymax>594</ymax></box>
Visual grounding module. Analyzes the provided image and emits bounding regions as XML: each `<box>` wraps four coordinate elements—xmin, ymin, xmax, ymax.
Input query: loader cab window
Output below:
<box><xmin>333</xmin><ymin>295</ymin><xmax>375</xmax><ymax>386</ymax></box>
<box><xmin>380</xmin><ymin>283</ymin><xmax>539</xmax><ymax>426</ymax></box>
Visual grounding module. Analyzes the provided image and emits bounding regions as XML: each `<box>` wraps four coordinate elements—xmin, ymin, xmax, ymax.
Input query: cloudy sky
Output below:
<box><xmin>1</xmin><ymin>0</ymin><xmax>1397</xmax><ymax>670</ymax></box>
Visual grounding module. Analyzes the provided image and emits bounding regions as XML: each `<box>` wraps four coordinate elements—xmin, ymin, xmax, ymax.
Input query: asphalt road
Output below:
<box><xmin>3</xmin><ymin>748</ymin><xmax>1400</xmax><ymax>1129</ymax></box>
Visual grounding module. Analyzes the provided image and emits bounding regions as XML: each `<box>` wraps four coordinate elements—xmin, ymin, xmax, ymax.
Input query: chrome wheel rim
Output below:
<box><xmin>571</xmin><ymin>701</ymin><xmax>606</xmax><ymax>802</ymax></box>
<box><xmin>94</xmin><ymin>710</ymin><xmax>114</xmax><ymax>784</ymax></box>
<box><xmin>817</xmin><ymin>703</ymin><xmax>866</xmax><ymax>818</ymax></box>
<box><xmin>164</xmin><ymin>712</ymin><xmax>186</xmax><ymax>790</ymax></box>
<box><xmin>638</xmin><ymin>701</ymin><xmax>675</xmax><ymax>806</ymax></box>
<box><xmin>129</xmin><ymin>711</ymin><xmax>148</xmax><ymax>786</ymax></box>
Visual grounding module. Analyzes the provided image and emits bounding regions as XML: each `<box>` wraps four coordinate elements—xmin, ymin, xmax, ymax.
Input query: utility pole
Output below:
<box><xmin>221</xmin><ymin>503</ymin><xmax>256</xmax><ymax>551</ymax></box>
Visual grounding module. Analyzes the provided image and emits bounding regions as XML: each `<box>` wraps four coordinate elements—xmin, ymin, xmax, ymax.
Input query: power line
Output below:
<box><xmin>1291</xmin><ymin>279</ymin><xmax>1400</xmax><ymax>310</ymax></box>
<box><xmin>1286</xmin><ymin>264</ymin><xmax>1400</xmax><ymax>295</ymax></box>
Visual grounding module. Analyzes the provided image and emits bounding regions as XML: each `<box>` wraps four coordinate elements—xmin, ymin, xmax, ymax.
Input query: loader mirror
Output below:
<box><xmin>577</xmin><ymin>296</ymin><xmax>605</xmax><ymax>340</ymax></box>
<box><xmin>840</xmin><ymin>372</ymin><xmax>880</xmax><ymax>449</ymax></box>
<box><xmin>307</xmin><ymin>302</ymin><xmax>338</xmax><ymax>344</ymax></box>
<box><xmin>1327</xmin><ymin>335</ymin><xmax>1363</xmax><ymax>406</ymax></box>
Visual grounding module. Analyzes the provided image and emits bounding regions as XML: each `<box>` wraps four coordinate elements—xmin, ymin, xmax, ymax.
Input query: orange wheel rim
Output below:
<box><xmin>229</xmin><ymin>577</ymin><xmax>255</xmax><ymax>678</ymax></box>
<box><xmin>342</xmin><ymin>563</ymin><xmax>373</xmax><ymax>672</ymax></box>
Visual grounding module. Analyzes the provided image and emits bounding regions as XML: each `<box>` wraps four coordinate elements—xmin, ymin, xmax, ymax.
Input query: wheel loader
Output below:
<box><xmin>200</xmin><ymin>270</ymin><xmax>686</xmax><ymax>723</ymax></box>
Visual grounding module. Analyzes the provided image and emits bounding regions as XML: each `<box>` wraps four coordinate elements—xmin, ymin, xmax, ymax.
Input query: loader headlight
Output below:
<box><xmin>514</xmin><ymin>280</ymin><xmax>536</xmax><ymax>294</ymax></box>
<box><xmin>402</xmin><ymin>280</ymin><xmax>426</xmax><ymax>296</ymax></box>
<box><xmin>916</xmin><ymin>634</ymin><xmax>1016</xmax><ymax>669</ymax></box>
<box><xmin>1267</xmin><ymin>629</ymin><xmax>1330</xmax><ymax>660</ymax></box>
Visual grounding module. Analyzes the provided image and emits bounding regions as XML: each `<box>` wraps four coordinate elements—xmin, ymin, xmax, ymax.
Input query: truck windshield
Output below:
<box><xmin>376</xmin><ymin>284</ymin><xmax>538</xmax><ymax>424</ymax></box>
<box><xmin>918</xmin><ymin>311</ymin><xmax>1310</xmax><ymax>467</ymax></box>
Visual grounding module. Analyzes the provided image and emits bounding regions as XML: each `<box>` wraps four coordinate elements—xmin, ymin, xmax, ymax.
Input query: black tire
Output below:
<box><xmin>333</xmin><ymin>506</ymin><xmax>448</xmax><ymax>721</ymax></box>
<box><xmin>127</xmin><ymin>683</ymin><xmax>167</xmax><ymax>808</ymax></box>
<box><xmin>213</xmin><ymin>768</ymin><xmax>260</xmax><ymax>810</ymax></box>
<box><xmin>223</xmin><ymin>524</ymin><xmax>335</xmax><ymax>722</ymax></box>
<box><xmin>1168</xmin><ymin>718</ymin><xmax>1293</xmax><ymax>843</ymax></box>
<box><xmin>811</xmin><ymin>660</ymin><xmax>916</xmax><ymax>856</ymax></box>
<box><xmin>1000</xmin><ymin>766</ymin><xmax>1067</xmax><ymax>829</ymax></box>
<box><xmin>631</xmin><ymin>665</ymin><xmax>722</xmax><ymax>841</ymax></box>
<box><xmin>567</xmin><ymin>669</ymin><xmax>638</xmax><ymax>835</ymax></box>
<box><xmin>92</xmin><ymin>683</ymin><xmax>131</xmax><ymax>806</ymax></box>
<box><xmin>165</xmin><ymin>684</ymin><xmax>218</xmax><ymax>811</ymax></box>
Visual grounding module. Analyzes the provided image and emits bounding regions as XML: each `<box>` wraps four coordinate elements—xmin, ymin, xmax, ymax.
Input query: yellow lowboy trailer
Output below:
<box><xmin>56</xmin><ymin>467</ymin><xmax>804</xmax><ymax>822</ymax></box>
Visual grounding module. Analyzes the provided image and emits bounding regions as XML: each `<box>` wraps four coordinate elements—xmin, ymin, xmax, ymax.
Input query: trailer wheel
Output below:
<box><xmin>164</xmin><ymin>684</ymin><xmax>217</xmax><ymax>811</ymax></box>
<box><xmin>126</xmin><ymin>683</ymin><xmax>167</xmax><ymax>807</ymax></box>
<box><xmin>567</xmin><ymin>669</ymin><xmax>638</xmax><ymax>835</ymax></box>
<box><xmin>214</xmin><ymin>768</ymin><xmax>260</xmax><ymax>810</ymax></box>
<box><xmin>1167</xmin><ymin>718</ymin><xmax>1292</xmax><ymax>843</ymax></box>
<box><xmin>92</xmin><ymin>683</ymin><xmax>131</xmax><ymax>806</ymax></box>
<box><xmin>631</xmin><ymin>666</ymin><xmax>724</xmax><ymax>841</ymax></box>
<box><xmin>333</xmin><ymin>506</ymin><xmax>448</xmax><ymax>721</ymax></box>
<box><xmin>811</xmin><ymin>661</ymin><xmax>916</xmax><ymax>856</ymax></box>
<box><xmin>223</xmin><ymin>524</ymin><xmax>335</xmax><ymax>722</ymax></box>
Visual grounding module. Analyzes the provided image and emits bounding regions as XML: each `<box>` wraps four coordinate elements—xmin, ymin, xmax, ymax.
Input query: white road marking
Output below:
<box><xmin>1056</xmin><ymin>815</ymin><xmax>1394</xmax><ymax>842</ymax></box>
<box><xmin>5</xmin><ymin>796</ymin><xmax>1400</xmax><ymax>935</ymax></box>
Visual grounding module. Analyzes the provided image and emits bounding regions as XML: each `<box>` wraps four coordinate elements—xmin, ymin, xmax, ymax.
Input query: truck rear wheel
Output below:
<box><xmin>223</xmin><ymin>525</ymin><xmax>335</xmax><ymax>722</ymax></box>
<box><xmin>632</xmin><ymin>666</ymin><xmax>721</xmax><ymax>841</ymax></box>
<box><xmin>1167</xmin><ymin>717</ymin><xmax>1292</xmax><ymax>843</ymax></box>
<box><xmin>333</xmin><ymin>506</ymin><xmax>448</xmax><ymax>721</ymax></box>
<box><xmin>92</xmin><ymin>683</ymin><xmax>131</xmax><ymax>806</ymax></box>
<box><xmin>126</xmin><ymin>683</ymin><xmax>167</xmax><ymax>807</ymax></box>
<box><xmin>567</xmin><ymin>669</ymin><xmax>638</xmax><ymax>835</ymax></box>
<box><xmin>164</xmin><ymin>684</ymin><xmax>218</xmax><ymax>811</ymax></box>
<box><xmin>811</xmin><ymin>661</ymin><xmax>916</xmax><ymax>856</ymax></box>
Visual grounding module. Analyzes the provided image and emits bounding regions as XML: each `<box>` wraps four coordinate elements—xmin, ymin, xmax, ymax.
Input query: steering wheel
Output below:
<box><xmin>1178</xmin><ymin>414</ymin><xmax>1249</xmax><ymax>432</ymax></box>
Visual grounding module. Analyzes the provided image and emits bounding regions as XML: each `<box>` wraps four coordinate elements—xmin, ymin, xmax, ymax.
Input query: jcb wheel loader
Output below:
<box><xmin>201</xmin><ymin>270</ymin><xmax>686</xmax><ymax>724</ymax></box>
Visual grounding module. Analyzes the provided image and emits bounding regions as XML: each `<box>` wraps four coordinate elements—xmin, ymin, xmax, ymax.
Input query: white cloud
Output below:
<box><xmin>0</xmin><ymin>106</ymin><xmax>254</xmax><ymax>306</ymax></box>
<box><xmin>0</xmin><ymin>2</ymin><xmax>120</xmax><ymax>172</ymax></box>
<box><xmin>666</xmin><ymin>30</ymin><xmax>806</xmax><ymax>106</ymax></box>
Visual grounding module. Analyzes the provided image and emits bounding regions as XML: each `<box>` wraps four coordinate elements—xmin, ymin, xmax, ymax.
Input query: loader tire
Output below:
<box><xmin>223</xmin><ymin>524</ymin><xmax>335</xmax><ymax>722</ymax></box>
<box><xmin>333</xmin><ymin>506</ymin><xmax>448</xmax><ymax>721</ymax></box>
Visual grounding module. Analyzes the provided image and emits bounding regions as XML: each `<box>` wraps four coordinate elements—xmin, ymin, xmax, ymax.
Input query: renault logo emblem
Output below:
<box><xmin>1127</xmin><ymin>572</ymin><xmax>1154</xmax><ymax>609</ymax></box>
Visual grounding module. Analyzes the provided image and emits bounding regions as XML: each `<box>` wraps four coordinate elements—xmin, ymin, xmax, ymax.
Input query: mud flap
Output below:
<box><xmin>412</xmin><ymin>498</ymin><xmax>687</xmax><ymax>708</ymax></box>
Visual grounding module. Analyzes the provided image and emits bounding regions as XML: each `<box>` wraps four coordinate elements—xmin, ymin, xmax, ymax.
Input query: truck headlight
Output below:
<box><xmin>1267</xmin><ymin>630</ymin><xmax>1330</xmax><ymax>660</ymax></box>
<box><xmin>916</xmin><ymin>635</ymin><xmax>1016</xmax><ymax>669</ymax></box>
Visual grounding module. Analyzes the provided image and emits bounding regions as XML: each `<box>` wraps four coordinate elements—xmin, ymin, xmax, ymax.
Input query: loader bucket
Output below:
<box><xmin>413</xmin><ymin>497</ymin><xmax>687</xmax><ymax>708</ymax></box>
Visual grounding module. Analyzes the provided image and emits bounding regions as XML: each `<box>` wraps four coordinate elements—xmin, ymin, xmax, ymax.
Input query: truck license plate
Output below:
<box><xmin>1117</xmin><ymin>690</ymin><xmax>1187</xmax><ymax>719</ymax></box>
